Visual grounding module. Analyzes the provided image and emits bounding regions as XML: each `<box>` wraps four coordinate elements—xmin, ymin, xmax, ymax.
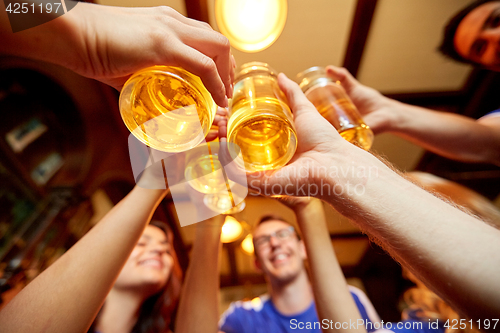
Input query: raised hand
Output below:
<box><xmin>74</xmin><ymin>4</ymin><xmax>236</xmax><ymax>106</ymax></box>
<box><xmin>217</xmin><ymin>73</ymin><xmax>374</xmax><ymax>202</ymax></box>
<box><xmin>326</xmin><ymin>66</ymin><xmax>396</xmax><ymax>134</ymax></box>
<box><xmin>0</xmin><ymin>2</ymin><xmax>235</xmax><ymax>107</ymax></box>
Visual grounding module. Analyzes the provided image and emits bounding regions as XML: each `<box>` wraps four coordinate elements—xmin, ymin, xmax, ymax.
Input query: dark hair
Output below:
<box><xmin>438</xmin><ymin>0</ymin><xmax>496</xmax><ymax>65</ymax></box>
<box><xmin>257</xmin><ymin>214</ymin><xmax>291</xmax><ymax>226</ymax></box>
<box><xmin>89</xmin><ymin>221</ymin><xmax>183</xmax><ymax>333</ymax></box>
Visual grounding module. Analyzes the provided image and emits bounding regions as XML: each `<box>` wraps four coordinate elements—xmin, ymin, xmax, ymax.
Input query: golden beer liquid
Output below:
<box><xmin>297</xmin><ymin>67</ymin><xmax>373</xmax><ymax>150</ymax></box>
<box><xmin>308</xmin><ymin>84</ymin><xmax>374</xmax><ymax>150</ymax></box>
<box><xmin>204</xmin><ymin>193</ymin><xmax>246</xmax><ymax>214</ymax></box>
<box><xmin>184</xmin><ymin>152</ymin><xmax>228</xmax><ymax>194</ymax></box>
<box><xmin>228</xmin><ymin>72</ymin><xmax>297</xmax><ymax>172</ymax></box>
<box><xmin>184</xmin><ymin>142</ymin><xmax>244</xmax><ymax>213</ymax></box>
<box><xmin>119</xmin><ymin>66</ymin><xmax>216</xmax><ymax>152</ymax></box>
<box><xmin>338</xmin><ymin>125</ymin><xmax>373</xmax><ymax>151</ymax></box>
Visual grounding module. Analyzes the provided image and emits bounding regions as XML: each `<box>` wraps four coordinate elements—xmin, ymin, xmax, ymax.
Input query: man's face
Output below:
<box><xmin>253</xmin><ymin>220</ymin><xmax>306</xmax><ymax>285</ymax></box>
<box><xmin>454</xmin><ymin>2</ymin><xmax>500</xmax><ymax>70</ymax></box>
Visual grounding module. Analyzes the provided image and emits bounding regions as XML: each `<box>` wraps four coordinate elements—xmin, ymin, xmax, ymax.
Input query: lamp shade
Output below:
<box><xmin>221</xmin><ymin>216</ymin><xmax>244</xmax><ymax>243</ymax></box>
<box><xmin>241</xmin><ymin>234</ymin><xmax>254</xmax><ymax>254</ymax></box>
<box><xmin>215</xmin><ymin>0</ymin><xmax>287</xmax><ymax>52</ymax></box>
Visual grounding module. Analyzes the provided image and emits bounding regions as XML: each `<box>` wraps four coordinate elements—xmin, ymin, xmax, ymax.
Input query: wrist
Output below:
<box><xmin>59</xmin><ymin>2</ymin><xmax>101</xmax><ymax>76</ymax></box>
<box><xmin>131</xmin><ymin>185</ymin><xmax>168</xmax><ymax>201</ymax></box>
<box><xmin>195</xmin><ymin>216</ymin><xmax>224</xmax><ymax>235</ymax></box>
<box><xmin>46</xmin><ymin>3</ymin><xmax>87</xmax><ymax>72</ymax></box>
<box><xmin>317</xmin><ymin>146</ymin><xmax>389</xmax><ymax>215</ymax></box>
<box><xmin>293</xmin><ymin>198</ymin><xmax>320</xmax><ymax>215</ymax></box>
<box><xmin>383</xmin><ymin>98</ymin><xmax>412</xmax><ymax>133</ymax></box>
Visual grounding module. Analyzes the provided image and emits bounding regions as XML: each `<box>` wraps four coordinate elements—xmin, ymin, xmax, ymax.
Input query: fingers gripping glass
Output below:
<box><xmin>253</xmin><ymin>226</ymin><xmax>295</xmax><ymax>250</ymax></box>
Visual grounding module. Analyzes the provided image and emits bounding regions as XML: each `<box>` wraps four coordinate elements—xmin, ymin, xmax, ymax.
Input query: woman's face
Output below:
<box><xmin>114</xmin><ymin>225</ymin><xmax>174</xmax><ymax>296</ymax></box>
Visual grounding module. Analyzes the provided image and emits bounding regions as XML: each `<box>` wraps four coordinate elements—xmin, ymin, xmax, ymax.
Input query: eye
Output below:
<box><xmin>254</xmin><ymin>237</ymin><xmax>267</xmax><ymax>247</ymax></box>
<box><xmin>491</xmin><ymin>15</ymin><xmax>500</xmax><ymax>28</ymax></box>
<box><xmin>471</xmin><ymin>39</ymin><xmax>487</xmax><ymax>58</ymax></box>
<box><xmin>485</xmin><ymin>9</ymin><xmax>500</xmax><ymax>29</ymax></box>
<box><xmin>276</xmin><ymin>230</ymin><xmax>289</xmax><ymax>238</ymax></box>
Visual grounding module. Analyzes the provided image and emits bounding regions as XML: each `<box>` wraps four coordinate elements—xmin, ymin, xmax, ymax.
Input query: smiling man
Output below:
<box><xmin>218</xmin><ymin>215</ymin><xmax>379</xmax><ymax>333</ymax></box>
<box><xmin>440</xmin><ymin>0</ymin><xmax>500</xmax><ymax>70</ymax></box>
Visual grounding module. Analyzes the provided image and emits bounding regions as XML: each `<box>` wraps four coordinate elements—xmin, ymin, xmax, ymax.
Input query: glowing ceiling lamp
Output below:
<box><xmin>215</xmin><ymin>0</ymin><xmax>288</xmax><ymax>52</ymax></box>
<box><xmin>221</xmin><ymin>216</ymin><xmax>244</xmax><ymax>243</ymax></box>
<box><xmin>240</xmin><ymin>234</ymin><xmax>254</xmax><ymax>255</ymax></box>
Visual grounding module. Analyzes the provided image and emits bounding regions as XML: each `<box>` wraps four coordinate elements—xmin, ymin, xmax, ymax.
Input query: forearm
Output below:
<box><xmin>387</xmin><ymin>100</ymin><xmax>500</xmax><ymax>165</ymax></box>
<box><xmin>175</xmin><ymin>215</ymin><xmax>224</xmax><ymax>333</ymax></box>
<box><xmin>322</xmin><ymin>153</ymin><xmax>500</xmax><ymax>321</ymax></box>
<box><xmin>0</xmin><ymin>186</ymin><xmax>167</xmax><ymax>333</ymax></box>
<box><xmin>295</xmin><ymin>200</ymin><xmax>366</xmax><ymax>333</ymax></box>
<box><xmin>0</xmin><ymin>1</ymin><xmax>84</xmax><ymax>72</ymax></box>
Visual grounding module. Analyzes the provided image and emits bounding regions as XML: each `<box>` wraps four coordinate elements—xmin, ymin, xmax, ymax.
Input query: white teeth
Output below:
<box><xmin>275</xmin><ymin>254</ymin><xmax>287</xmax><ymax>261</ymax></box>
<box><xmin>141</xmin><ymin>259</ymin><xmax>161</xmax><ymax>266</ymax></box>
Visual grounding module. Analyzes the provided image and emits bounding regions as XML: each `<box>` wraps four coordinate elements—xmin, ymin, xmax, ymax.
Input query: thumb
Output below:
<box><xmin>325</xmin><ymin>66</ymin><xmax>358</xmax><ymax>93</ymax></box>
<box><xmin>277</xmin><ymin>73</ymin><xmax>323</xmax><ymax>119</ymax></box>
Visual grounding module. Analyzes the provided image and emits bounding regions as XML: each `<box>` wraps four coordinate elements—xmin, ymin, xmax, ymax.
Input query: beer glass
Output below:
<box><xmin>296</xmin><ymin>66</ymin><xmax>373</xmax><ymax>150</ymax></box>
<box><xmin>120</xmin><ymin>66</ymin><xmax>216</xmax><ymax>152</ymax></box>
<box><xmin>184</xmin><ymin>142</ymin><xmax>246</xmax><ymax>214</ymax></box>
<box><xmin>227</xmin><ymin>62</ymin><xmax>297</xmax><ymax>172</ymax></box>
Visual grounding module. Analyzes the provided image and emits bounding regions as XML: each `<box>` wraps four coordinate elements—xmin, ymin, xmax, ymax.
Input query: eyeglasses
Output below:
<box><xmin>253</xmin><ymin>226</ymin><xmax>296</xmax><ymax>250</ymax></box>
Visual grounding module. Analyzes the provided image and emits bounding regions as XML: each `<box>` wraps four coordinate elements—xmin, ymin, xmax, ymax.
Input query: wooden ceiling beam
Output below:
<box><xmin>184</xmin><ymin>0</ymin><xmax>210</xmax><ymax>23</ymax></box>
<box><xmin>342</xmin><ymin>0</ymin><xmax>379</xmax><ymax>78</ymax></box>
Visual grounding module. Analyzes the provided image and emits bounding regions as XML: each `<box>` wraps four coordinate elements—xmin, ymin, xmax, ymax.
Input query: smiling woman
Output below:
<box><xmin>89</xmin><ymin>220</ymin><xmax>183</xmax><ymax>333</ymax></box>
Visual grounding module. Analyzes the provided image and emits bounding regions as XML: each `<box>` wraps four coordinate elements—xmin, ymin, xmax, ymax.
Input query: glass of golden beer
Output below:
<box><xmin>296</xmin><ymin>66</ymin><xmax>373</xmax><ymax>150</ymax></box>
<box><xmin>184</xmin><ymin>142</ymin><xmax>246</xmax><ymax>214</ymax></box>
<box><xmin>184</xmin><ymin>142</ymin><xmax>228</xmax><ymax>194</ymax></box>
<box><xmin>204</xmin><ymin>193</ymin><xmax>246</xmax><ymax>214</ymax></box>
<box><xmin>227</xmin><ymin>62</ymin><xmax>297</xmax><ymax>172</ymax></box>
<box><xmin>120</xmin><ymin>66</ymin><xmax>217</xmax><ymax>152</ymax></box>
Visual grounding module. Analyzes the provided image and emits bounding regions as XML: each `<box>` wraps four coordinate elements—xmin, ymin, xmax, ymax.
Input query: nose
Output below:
<box><xmin>147</xmin><ymin>241</ymin><xmax>166</xmax><ymax>255</ymax></box>
<box><xmin>268</xmin><ymin>234</ymin><xmax>282</xmax><ymax>248</ymax></box>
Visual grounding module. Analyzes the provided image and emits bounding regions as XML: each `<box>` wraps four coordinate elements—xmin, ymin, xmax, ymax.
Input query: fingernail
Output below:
<box><xmin>224</xmin><ymin>96</ymin><xmax>229</xmax><ymax>107</ymax></box>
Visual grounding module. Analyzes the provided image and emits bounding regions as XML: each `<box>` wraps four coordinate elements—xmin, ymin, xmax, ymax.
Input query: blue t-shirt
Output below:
<box><xmin>479</xmin><ymin>108</ymin><xmax>500</xmax><ymax>120</ymax></box>
<box><xmin>383</xmin><ymin>309</ymin><xmax>445</xmax><ymax>333</ymax></box>
<box><xmin>219</xmin><ymin>286</ymin><xmax>381</xmax><ymax>333</ymax></box>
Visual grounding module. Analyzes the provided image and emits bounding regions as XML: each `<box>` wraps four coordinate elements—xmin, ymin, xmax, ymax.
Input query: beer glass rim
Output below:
<box><xmin>236</xmin><ymin>62</ymin><xmax>279</xmax><ymax>81</ymax></box>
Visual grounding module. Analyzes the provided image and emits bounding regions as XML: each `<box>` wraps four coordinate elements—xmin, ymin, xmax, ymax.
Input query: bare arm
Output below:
<box><xmin>241</xmin><ymin>73</ymin><xmax>500</xmax><ymax>325</ymax></box>
<box><xmin>175</xmin><ymin>190</ymin><xmax>224</xmax><ymax>333</ymax></box>
<box><xmin>287</xmin><ymin>198</ymin><xmax>366</xmax><ymax>333</ymax></box>
<box><xmin>384</xmin><ymin>101</ymin><xmax>500</xmax><ymax>165</ymax></box>
<box><xmin>0</xmin><ymin>1</ymin><xmax>234</xmax><ymax>106</ymax></box>
<box><xmin>0</xmin><ymin>186</ymin><xmax>168</xmax><ymax>333</ymax></box>
<box><xmin>326</xmin><ymin>66</ymin><xmax>500</xmax><ymax>166</ymax></box>
<box><xmin>322</xmin><ymin>150</ymin><xmax>500</xmax><ymax>322</ymax></box>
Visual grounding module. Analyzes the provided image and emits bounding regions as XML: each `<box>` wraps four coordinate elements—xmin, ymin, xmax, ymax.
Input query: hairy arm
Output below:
<box><xmin>243</xmin><ymin>72</ymin><xmax>500</xmax><ymax>326</ymax></box>
<box><xmin>292</xmin><ymin>198</ymin><xmax>366</xmax><ymax>333</ymax></box>
<box><xmin>0</xmin><ymin>186</ymin><xmax>168</xmax><ymax>333</ymax></box>
<box><xmin>320</xmin><ymin>149</ymin><xmax>500</xmax><ymax>323</ymax></box>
